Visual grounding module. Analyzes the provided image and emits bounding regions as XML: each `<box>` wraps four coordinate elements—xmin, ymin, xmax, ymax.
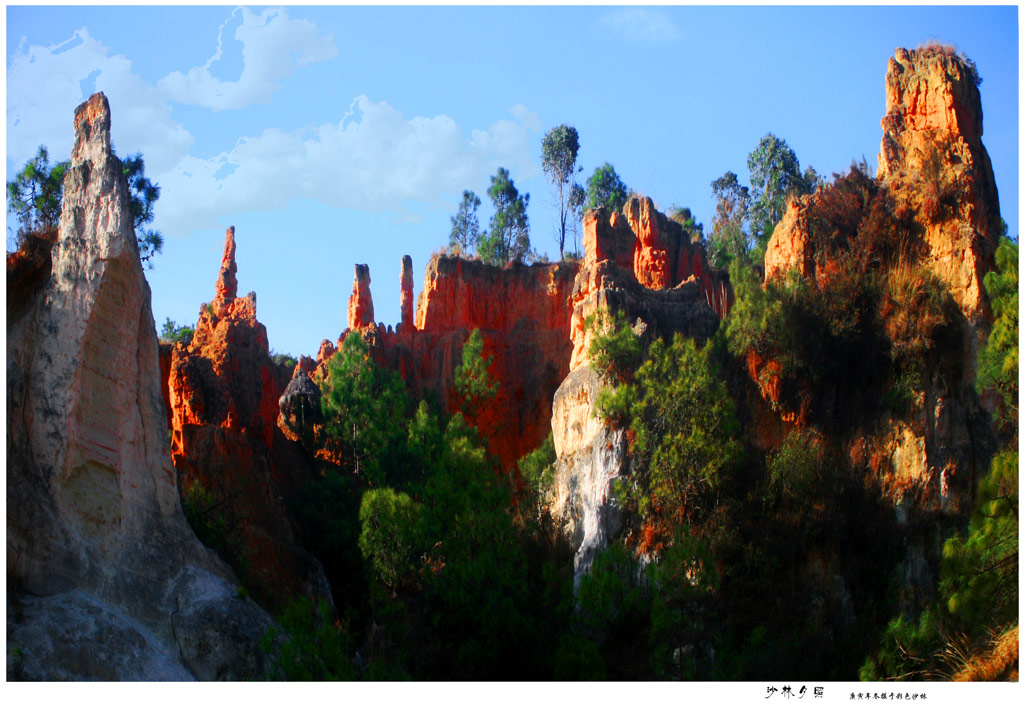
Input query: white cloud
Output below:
<box><xmin>155</xmin><ymin>95</ymin><xmax>541</xmax><ymax>235</ymax></box>
<box><xmin>6</xmin><ymin>28</ymin><xmax>194</xmax><ymax>176</ymax></box>
<box><xmin>508</xmin><ymin>104</ymin><xmax>542</xmax><ymax>134</ymax></box>
<box><xmin>157</xmin><ymin>6</ymin><xmax>337</xmax><ymax>112</ymax></box>
<box><xmin>597</xmin><ymin>8</ymin><xmax>681</xmax><ymax>45</ymax></box>
<box><xmin>7</xmin><ymin>15</ymin><xmax>539</xmax><ymax>240</ymax></box>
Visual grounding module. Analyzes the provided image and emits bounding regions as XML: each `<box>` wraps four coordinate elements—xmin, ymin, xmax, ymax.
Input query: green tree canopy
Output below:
<box><xmin>454</xmin><ymin>328</ymin><xmax>497</xmax><ymax>421</ymax></box>
<box><xmin>450</xmin><ymin>189</ymin><xmax>481</xmax><ymax>255</ymax></box>
<box><xmin>479</xmin><ymin>167</ymin><xmax>530</xmax><ymax>265</ymax></box>
<box><xmin>359</xmin><ymin>488</ymin><xmax>426</xmax><ymax>593</ymax></box>
<box><xmin>160</xmin><ymin>318</ymin><xmax>195</xmax><ymax>346</ymax></box>
<box><xmin>708</xmin><ymin>171</ymin><xmax>751</xmax><ymax>267</ymax></box>
<box><xmin>320</xmin><ymin>332</ymin><xmax>411</xmax><ymax>484</ymax></box>
<box><xmin>976</xmin><ymin>236</ymin><xmax>1018</xmax><ymax>431</ymax></box>
<box><xmin>590</xmin><ymin>314</ymin><xmax>742</xmax><ymax>541</ymax></box>
<box><xmin>746</xmin><ymin>133</ymin><xmax>818</xmax><ymax>257</ymax></box>
<box><xmin>541</xmin><ymin>124</ymin><xmax>582</xmax><ymax>259</ymax></box>
<box><xmin>6</xmin><ymin>145</ymin><xmax>67</xmax><ymax>238</ymax></box>
<box><xmin>585</xmin><ymin>162</ymin><xmax>629</xmax><ymax>214</ymax></box>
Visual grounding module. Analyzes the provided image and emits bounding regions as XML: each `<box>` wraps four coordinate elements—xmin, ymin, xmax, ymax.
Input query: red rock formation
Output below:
<box><xmin>400</xmin><ymin>254</ymin><xmax>415</xmax><ymax>331</ymax></box>
<box><xmin>216</xmin><ymin>226</ymin><xmax>238</xmax><ymax>300</ymax></box>
<box><xmin>625</xmin><ymin>197</ymin><xmax>672</xmax><ymax>289</ymax></box>
<box><xmin>332</xmin><ymin>256</ymin><xmax>580</xmax><ymax>469</ymax></box>
<box><xmin>764</xmin><ymin>194</ymin><xmax>816</xmax><ymax>281</ymax></box>
<box><xmin>347</xmin><ymin>263</ymin><xmax>374</xmax><ymax>330</ymax></box>
<box><xmin>550</xmin><ymin>200</ymin><xmax>728</xmax><ymax>585</ymax></box>
<box><xmin>878</xmin><ymin>46</ymin><xmax>1001</xmax><ymax>321</ymax></box>
<box><xmin>583</xmin><ymin>207</ymin><xmax>636</xmax><ymax>273</ymax></box>
<box><xmin>168</xmin><ymin>227</ymin><xmax>330</xmax><ymax>609</ymax></box>
<box><xmin>766</xmin><ymin>45</ymin><xmax>1000</xmax><ymax>323</ymax></box>
<box><xmin>759</xmin><ymin>46</ymin><xmax>998</xmax><ymax>517</ymax></box>
<box><xmin>570</xmin><ymin>203</ymin><xmax>730</xmax><ymax>369</ymax></box>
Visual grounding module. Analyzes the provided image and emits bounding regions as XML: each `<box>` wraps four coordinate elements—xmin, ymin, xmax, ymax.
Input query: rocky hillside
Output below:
<box><xmin>7</xmin><ymin>44</ymin><xmax>1013</xmax><ymax>681</ymax></box>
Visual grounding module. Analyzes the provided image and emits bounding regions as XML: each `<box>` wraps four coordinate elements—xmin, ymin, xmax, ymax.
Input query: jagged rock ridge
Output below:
<box><xmin>168</xmin><ymin>227</ymin><xmax>332</xmax><ymax>610</ymax></box>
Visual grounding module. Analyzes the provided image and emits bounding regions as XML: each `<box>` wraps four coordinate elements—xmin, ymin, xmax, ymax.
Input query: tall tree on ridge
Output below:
<box><xmin>541</xmin><ymin>124</ymin><xmax>582</xmax><ymax>259</ymax></box>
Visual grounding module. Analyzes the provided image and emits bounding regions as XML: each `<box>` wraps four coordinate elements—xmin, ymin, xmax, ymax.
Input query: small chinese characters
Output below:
<box><xmin>765</xmin><ymin>685</ymin><xmax>824</xmax><ymax>699</ymax></box>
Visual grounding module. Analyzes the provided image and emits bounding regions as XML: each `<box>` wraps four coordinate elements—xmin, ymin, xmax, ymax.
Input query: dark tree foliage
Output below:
<box><xmin>319</xmin><ymin>332</ymin><xmax>411</xmax><ymax>485</ymax></box>
<box><xmin>585</xmin><ymin>162</ymin><xmax>629</xmax><ymax>214</ymax></box>
<box><xmin>670</xmin><ymin>206</ymin><xmax>704</xmax><ymax>243</ymax></box>
<box><xmin>287</xmin><ymin>327</ymin><xmax>575</xmax><ymax>679</ymax></box>
<box><xmin>453</xmin><ymin>328</ymin><xmax>497</xmax><ymax>420</ymax></box>
<box><xmin>479</xmin><ymin>167</ymin><xmax>530</xmax><ymax>265</ymax></box>
<box><xmin>262</xmin><ymin>597</ymin><xmax>356</xmax><ymax>680</ymax></box>
<box><xmin>976</xmin><ymin>237</ymin><xmax>1018</xmax><ymax>433</ymax></box>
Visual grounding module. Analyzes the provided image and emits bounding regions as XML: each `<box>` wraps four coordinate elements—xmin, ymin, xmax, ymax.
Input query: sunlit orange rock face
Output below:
<box><xmin>571</xmin><ymin>203</ymin><xmax>731</xmax><ymax>369</ymax></box>
<box><xmin>400</xmin><ymin>255</ymin><xmax>415</xmax><ymax>331</ymax></box>
<box><xmin>347</xmin><ymin>263</ymin><xmax>375</xmax><ymax>330</ymax></box>
<box><xmin>766</xmin><ymin>46</ymin><xmax>1001</xmax><ymax>322</ymax></box>
<box><xmin>763</xmin><ymin>195</ymin><xmax>815</xmax><ymax>282</ymax></box>
<box><xmin>168</xmin><ymin>227</ymin><xmax>329</xmax><ymax>609</ymax></box>
<box><xmin>878</xmin><ymin>46</ymin><xmax>1001</xmax><ymax>321</ymax></box>
<box><xmin>329</xmin><ymin>255</ymin><xmax>579</xmax><ymax>470</ymax></box>
<box><xmin>758</xmin><ymin>46</ymin><xmax>1000</xmax><ymax>518</ymax></box>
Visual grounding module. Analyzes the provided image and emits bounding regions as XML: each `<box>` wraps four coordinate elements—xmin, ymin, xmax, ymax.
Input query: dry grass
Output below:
<box><xmin>915</xmin><ymin>40</ymin><xmax>982</xmax><ymax>86</ymax></box>
<box><xmin>881</xmin><ymin>249</ymin><xmax>949</xmax><ymax>359</ymax></box>
<box><xmin>951</xmin><ymin>624</ymin><xmax>1018</xmax><ymax>681</ymax></box>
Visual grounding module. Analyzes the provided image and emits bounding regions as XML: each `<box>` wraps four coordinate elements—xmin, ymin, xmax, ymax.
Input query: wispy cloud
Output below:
<box><xmin>596</xmin><ymin>8</ymin><xmax>681</xmax><ymax>45</ymax></box>
<box><xmin>7</xmin><ymin>10</ymin><xmax>539</xmax><ymax>238</ymax></box>
<box><xmin>155</xmin><ymin>97</ymin><xmax>541</xmax><ymax>234</ymax></box>
<box><xmin>158</xmin><ymin>7</ymin><xmax>337</xmax><ymax>112</ymax></box>
<box><xmin>6</xmin><ymin>28</ymin><xmax>193</xmax><ymax>175</ymax></box>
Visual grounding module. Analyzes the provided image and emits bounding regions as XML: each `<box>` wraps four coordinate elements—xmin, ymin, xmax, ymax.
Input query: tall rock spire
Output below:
<box><xmin>877</xmin><ymin>45</ymin><xmax>1001</xmax><ymax>320</ymax></box>
<box><xmin>215</xmin><ymin>226</ymin><xmax>238</xmax><ymax>301</ymax></box>
<box><xmin>7</xmin><ymin>92</ymin><xmax>274</xmax><ymax>679</ymax></box>
<box><xmin>400</xmin><ymin>255</ymin><xmax>415</xmax><ymax>330</ymax></box>
<box><xmin>347</xmin><ymin>263</ymin><xmax>375</xmax><ymax>330</ymax></box>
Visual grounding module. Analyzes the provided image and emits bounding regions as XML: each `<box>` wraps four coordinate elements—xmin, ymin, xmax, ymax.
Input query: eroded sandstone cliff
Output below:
<box><xmin>767</xmin><ymin>45</ymin><xmax>1001</xmax><ymax>322</ymax></box>
<box><xmin>321</xmin><ymin>255</ymin><xmax>579</xmax><ymax>469</ymax></box>
<box><xmin>168</xmin><ymin>227</ymin><xmax>331</xmax><ymax>610</ymax></box>
<box><xmin>7</xmin><ymin>93</ymin><xmax>274</xmax><ymax>680</ymax></box>
<box><xmin>550</xmin><ymin>202</ymin><xmax>728</xmax><ymax>585</ymax></box>
<box><xmin>762</xmin><ymin>47</ymin><xmax>998</xmax><ymax>516</ymax></box>
<box><xmin>757</xmin><ymin>47</ymin><xmax>1000</xmax><ymax>623</ymax></box>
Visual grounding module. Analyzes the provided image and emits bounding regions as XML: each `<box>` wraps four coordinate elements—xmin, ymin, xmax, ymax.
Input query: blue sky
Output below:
<box><xmin>6</xmin><ymin>4</ymin><xmax>1019</xmax><ymax>358</ymax></box>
